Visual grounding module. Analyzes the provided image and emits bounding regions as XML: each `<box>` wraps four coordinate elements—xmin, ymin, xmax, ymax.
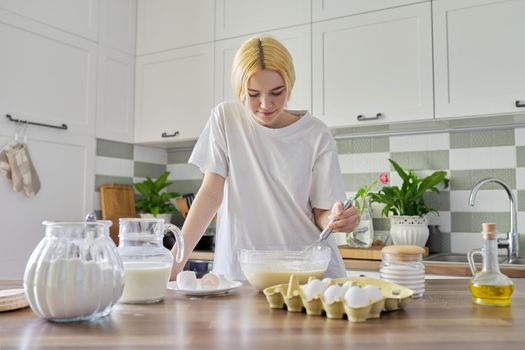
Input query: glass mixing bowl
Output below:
<box><xmin>238</xmin><ymin>246</ymin><xmax>331</xmax><ymax>291</ymax></box>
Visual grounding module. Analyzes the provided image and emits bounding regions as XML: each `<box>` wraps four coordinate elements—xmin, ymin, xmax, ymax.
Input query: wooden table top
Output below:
<box><xmin>0</xmin><ymin>279</ymin><xmax>524</xmax><ymax>349</ymax></box>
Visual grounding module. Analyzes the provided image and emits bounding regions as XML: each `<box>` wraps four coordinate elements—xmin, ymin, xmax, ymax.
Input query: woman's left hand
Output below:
<box><xmin>327</xmin><ymin>201</ymin><xmax>360</xmax><ymax>233</ymax></box>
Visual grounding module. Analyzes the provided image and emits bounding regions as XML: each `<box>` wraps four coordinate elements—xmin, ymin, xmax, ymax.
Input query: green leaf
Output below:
<box><xmin>132</xmin><ymin>171</ymin><xmax>180</xmax><ymax>215</ymax></box>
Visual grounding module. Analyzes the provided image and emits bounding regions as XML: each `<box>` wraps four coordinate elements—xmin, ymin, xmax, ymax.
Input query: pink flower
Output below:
<box><xmin>379</xmin><ymin>172</ymin><xmax>389</xmax><ymax>185</ymax></box>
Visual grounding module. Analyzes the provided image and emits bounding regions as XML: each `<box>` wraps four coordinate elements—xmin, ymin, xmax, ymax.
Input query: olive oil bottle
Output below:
<box><xmin>467</xmin><ymin>223</ymin><xmax>514</xmax><ymax>306</ymax></box>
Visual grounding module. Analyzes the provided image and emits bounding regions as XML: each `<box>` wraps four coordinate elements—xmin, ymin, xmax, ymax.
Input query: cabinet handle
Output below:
<box><xmin>357</xmin><ymin>113</ymin><xmax>384</xmax><ymax>121</ymax></box>
<box><xmin>161</xmin><ymin>131</ymin><xmax>180</xmax><ymax>138</ymax></box>
<box><xmin>516</xmin><ymin>100</ymin><xmax>525</xmax><ymax>108</ymax></box>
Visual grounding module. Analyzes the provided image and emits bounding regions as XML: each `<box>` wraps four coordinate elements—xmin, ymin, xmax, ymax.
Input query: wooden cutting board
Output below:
<box><xmin>100</xmin><ymin>184</ymin><xmax>136</xmax><ymax>245</ymax></box>
<box><xmin>339</xmin><ymin>245</ymin><xmax>429</xmax><ymax>260</ymax></box>
<box><xmin>0</xmin><ymin>289</ymin><xmax>29</xmax><ymax>312</ymax></box>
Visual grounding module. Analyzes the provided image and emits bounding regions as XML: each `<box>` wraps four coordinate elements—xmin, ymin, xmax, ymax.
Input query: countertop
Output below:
<box><xmin>1</xmin><ymin>279</ymin><xmax>524</xmax><ymax>349</ymax></box>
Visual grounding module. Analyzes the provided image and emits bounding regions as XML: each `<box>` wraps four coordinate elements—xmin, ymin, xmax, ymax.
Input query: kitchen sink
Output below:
<box><xmin>424</xmin><ymin>253</ymin><xmax>525</xmax><ymax>265</ymax></box>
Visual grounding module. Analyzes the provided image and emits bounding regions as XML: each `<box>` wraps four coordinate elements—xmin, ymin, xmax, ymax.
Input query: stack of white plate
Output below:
<box><xmin>380</xmin><ymin>264</ymin><xmax>425</xmax><ymax>298</ymax></box>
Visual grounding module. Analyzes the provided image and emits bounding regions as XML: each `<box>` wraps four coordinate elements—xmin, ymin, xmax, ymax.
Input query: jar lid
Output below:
<box><xmin>381</xmin><ymin>245</ymin><xmax>425</xmax><ymax>256</ymax></box>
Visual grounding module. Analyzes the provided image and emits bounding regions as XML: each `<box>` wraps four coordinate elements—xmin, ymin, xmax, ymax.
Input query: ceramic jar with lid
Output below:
<box><xmin>23</xmin><ymin>220</ymin><xmax>125</xmax><ymax>322</ymax></box>
<box><xmin>380</xmin><ymin>245</ymin><xmax>425</xmax><ymax>298</ymax></box>
<box><xmin>117</xmin><ymin>218</ymin><xmax>185</xmax><ymax>304</ymax></box>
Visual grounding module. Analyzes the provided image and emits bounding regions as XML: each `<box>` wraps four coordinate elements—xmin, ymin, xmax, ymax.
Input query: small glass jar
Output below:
<box><xmin>347</xmin><ymin>197</ymin><xmax>374</xmax><ymax>248</ymax></box>
<box><xmin>23</xmin><ymin>220</ymin><xmax>124</xmax><ymax>322</ymax></box>
<box><xmin>117</xmin><ymin>218</ymin><xmax>184</xmax><ymax>304</ymax></box>
<box><xmin>380</xmin><ymin>245</ymin><xmax>425</xmax><ymax>298</ymax></box>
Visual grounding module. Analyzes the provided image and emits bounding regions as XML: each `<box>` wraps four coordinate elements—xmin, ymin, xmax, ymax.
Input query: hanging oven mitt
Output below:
<box><xmin>0</xmin><ymin>144</ymin><xmax>12</xmax><ymax>179</ymax></box>
<box><xmin>6</xmin><ymin>143</ymin><xmax>41</xmax><ymax>197</ymax></box>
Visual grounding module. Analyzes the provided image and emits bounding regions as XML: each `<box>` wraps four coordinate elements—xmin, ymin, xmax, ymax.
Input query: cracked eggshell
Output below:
<box><xmin>176</xmin><ymin>270</ymin><xmax>198</xmax><ymax>290</ymax></box>
<box><xmin>201</xmin><ymin>272</ymin><xmax>221</xmax><ymax>290</ymax></box>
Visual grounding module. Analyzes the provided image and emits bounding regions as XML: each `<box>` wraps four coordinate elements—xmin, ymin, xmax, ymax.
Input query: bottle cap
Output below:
<box><xmin>482</xmin><ymin>223</ymin><xmax>496</xmax><ymax>240</ymax></box>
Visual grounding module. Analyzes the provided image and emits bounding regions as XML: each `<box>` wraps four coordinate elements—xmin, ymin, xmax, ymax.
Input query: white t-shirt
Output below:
<box><xmin>189</xmin><ymin>101</ymin><xmax>347</xmax><ymax>280</ymax></box>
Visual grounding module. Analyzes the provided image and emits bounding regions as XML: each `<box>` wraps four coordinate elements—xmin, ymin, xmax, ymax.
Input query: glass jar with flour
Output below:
<box><xmin>117</xmin><ymin>218</ymin><xmax>185</xmax><ymax>304</ymax></box>
<box><xmin>23</xmin><ymin>220</ymin><xmax>124</xmax><ymax>322</ymax></box>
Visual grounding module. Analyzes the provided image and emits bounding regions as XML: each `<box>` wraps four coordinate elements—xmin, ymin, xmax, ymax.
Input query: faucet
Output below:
<box><xmin>468</xmin><ymin>177</ymin><xmax>520</xmax><ymax>263</ymax></box>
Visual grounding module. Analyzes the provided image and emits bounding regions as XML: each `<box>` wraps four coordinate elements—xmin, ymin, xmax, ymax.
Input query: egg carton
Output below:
<box><xmin>263</xmin><ymin>275</ymin><xmax>413</xmax><ymax>322</ymax></box>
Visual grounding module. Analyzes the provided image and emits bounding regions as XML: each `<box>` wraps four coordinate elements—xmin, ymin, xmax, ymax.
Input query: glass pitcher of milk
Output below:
<box><xmin>117</xmin><ymin>218</ymin><xmax>184</xmax><ymax>304</ymax></box>
<box><xmin>23</xmin><ymin>220</ymin><xmax>125</xmax><ymax>322</ymax></box>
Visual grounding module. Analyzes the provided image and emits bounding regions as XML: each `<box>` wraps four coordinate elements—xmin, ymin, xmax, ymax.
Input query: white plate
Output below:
<box><xmin>166</xmin><ymin>280</ymin><xmax>242</xmax><ymax>296</ymax></box>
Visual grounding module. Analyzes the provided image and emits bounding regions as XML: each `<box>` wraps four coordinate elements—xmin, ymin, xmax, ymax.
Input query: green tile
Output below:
<box><xmin>336</xmin><ymin>136</ymin><xmax>389</xmax><ymax>155</ymax></box>
<box><xmin>342</xmin><ymin>173</ymin><xmax>381</xmax><ymax>192</ymax></box>
<box><xmin>390</xmin><ymin>150</ymin><xmax>449</xmax><ymax>170</ymax></box>
<box><xmin>517</xmin><ymin>146</ymin><xmax>525</xmax><ymax>167</ymax></box>
<box><xmin>96</xmin><ymin>139</ymin><xmax>134</xmax><ymax>159</ymax></box>
<box><xmin>134</xmin><ymin>162</ymin><xmax>166</xmax><ymax>179</ymax></box>
<box><xmin>168</xmin><ymin>179</ymin><xmax>202</xmax><ymax>196</ymax></box>
<box><xmin>95</xmin><ymin>175</ymin><xmax>133</xmax><ymax>191</ymax></box>
<box><xmin>423</xmin><ymin>191</ymin><xmax>450</xmax><ymax>211</ymax></box>
<box><xmin>168</xmin><ymin>149</ymin><xmax>193</xmax><ymax>164</ymax></box>
<box><xmin>372</xmin><ymin>218</ymin><xmax>390</xmax><ymax>231</ymax></box>
<box><xmin>450</xmin><ymin>129</ymin><xmax>515</xmax><ymax>148</ymax></box>
<box><xmin>451</xmin><ymin>212</ymin><xmax>511</xmax><ymax>233</ymax></box>
<box><xmin>518</xmin><ymin>190</ymin><xmax>525</xmax><ymax>211</ymax></box>
<box><xmin>450</xmin><ymin>169</ymin><xmax>516</xmax><ymax>191</ymax></box>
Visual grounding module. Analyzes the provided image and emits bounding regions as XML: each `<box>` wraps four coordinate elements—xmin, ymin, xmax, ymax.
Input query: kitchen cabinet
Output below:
<box><xmin>136</xmin><ymin>0</ymin><xmax>214</xmax><ymax>55</ymax></box>
<box><xmin>0</xmin><ymin>0</ymin><xmax>99</xmax><ymax>41</ymax></box>
<box><xmin>0</xmin><ymin>128</ymin><xmax>95</xmax><ymax>280</ymax></box>
<box><xmin>312</xmin><ymin>0</ymin><xmax>425</xmax><ymax>22</ymax></box>
<box><xmin>96</xmin><ymin>0</ymin><xmax>136</xmax><ymax>143</ymax></box>
<box><xmin>215</xmin><ymin>0</ymin><xmax>310</xmax><ymax>40</ymax></box>
<box><xmin>214</xmin><ymin>25</ymin><xmax>311</xmax><ymax>111</ymax></box>
<box><xmin>134</xmin><ymin>43</ymin><xmax>214</xmax><ymax>143</ymax></box>
<box><xmin>312</xmin><ymin>2</ymin><xmax>433</xmax><ymax>128</ymax></box>
<box><xmin>99</xmin><ymin>0</ymin><xmax>137</xmax><ymax>55</ymax></box>
<box><xmin>0</xmin><ymin>9</ymin><xmax>97</xmax><ymax>136</ymax></box>
<box><xmin>96</xmin><ymin>47</ymin><xmax>135</xmax><ymax>143</ymax></box>
<box><xmin>433</xmin><ymin>0</ymin><xmax>525</xmax><ymax>119</ymax></box>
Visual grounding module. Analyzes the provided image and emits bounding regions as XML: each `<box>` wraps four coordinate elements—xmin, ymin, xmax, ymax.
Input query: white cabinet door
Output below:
<box><xmin>0</xmin><ymin>0</ymin><xmax>99</xmax><ymax>41</ymax></box>
<box><xmin>96</xmin><ymin>47</ymin><xmax>135</xmax><ymax>143</ymax></box>
<box><xmin>0</xmin><ymin>9</ymin><xmax>97</xmax><ymax>136</ymax></box>
<box><xmin>215</xmin><ymin>25</ymin><xmax>311</xmax><ymax>111</ymax></box>
<box><xmin>312</xmin><ymin>2</ymin><xmax>433</xmax><ymax>128</ymax></box>
<box><xmin>0</xmin><ymin>127</ymin><xmax>95</xmax><ymax>279</ymax></box>
<box><xmin>215</xmin><ymin>0</ymin><xmax>310</xmax><ymax>40</ymax></box>
<box><xmin>136</xmin><ymin>0</ymin><xmax>214</xmax><ymax>55</ymax></box>
<box><xmin>433</xmin><ymin>0</ymin><xmax>525</xmax><ymax>119</ymax></box>
<box><xmin>312</xmin><ymin>0</ymin><xmax>424</xmax><ymax>21</ymax></box>
<box><xmin>135</xmin><ymin>43</ymin><xmax>214</xmax><ymax>143</ymax></box>
<box><xmin>99</xmin><ymin>0</ymin><xmax>137</xmax><ymax>55</ymax></box>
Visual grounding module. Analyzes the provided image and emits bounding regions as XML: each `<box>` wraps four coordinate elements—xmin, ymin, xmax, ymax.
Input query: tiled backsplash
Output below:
<box><xmin>93</xmin><ymin>139</ymin><xmax>168</xmax><ymax>218</ymax></box>
<box><xmin>94</xmin><ymin>126</ymin><xmax>525</xmax><ymax>256</ymax></box>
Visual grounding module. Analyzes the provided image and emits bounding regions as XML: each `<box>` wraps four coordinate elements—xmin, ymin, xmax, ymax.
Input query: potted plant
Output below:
<box><xmin>368</xmin><ymin>159</ymin><xmax>449</xmax><ymax>247</ymax></box>
<box><xmin>133</xmin><ymin>171</ymin><xmax>180</xmax><ymax>223</ymax></box>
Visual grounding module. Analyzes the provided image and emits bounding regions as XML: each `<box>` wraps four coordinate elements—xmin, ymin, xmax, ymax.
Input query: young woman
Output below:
<box><xmin>170</xmin><ymin>36</ymin><xmax>360</xmax><ymax>281</ymax></box>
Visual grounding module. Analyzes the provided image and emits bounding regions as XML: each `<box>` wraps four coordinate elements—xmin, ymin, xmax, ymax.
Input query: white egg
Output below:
<box><xmin>342</xmin><ymin>281</ymin><xmax>354</xmax><ymax>292</ymax></box>
<box><xmin>302</xmin><ymin>279</ymin><xmax>327</xmax><ymax>300</ymax></box>
<box><xmin>321</xmin><ymin>278</ymin><xmax>332</xmax><ymax>286</ymax></box>
<box><xmin>201</xmin><ymin>273</ymin><xmax>220</xmax><ymax>290</ymax></box>
<box><xmin>323</xmin><ymin>284</ymin><xmax>345</xmax><ymax>304</ymax></box>
<box><xmin>363</xmin><ymin>284</ymin><xmax>384</xmax><ymax>302</ymax></box>
<box><xmin>176</xmin><ymin>270</ymin><xmax>198</xmax><ymax>290</ymax></box>
<box><xmin>344</xmin><ymin>286</ymin><xmax>370</xmax><ymax>308</ymax></box>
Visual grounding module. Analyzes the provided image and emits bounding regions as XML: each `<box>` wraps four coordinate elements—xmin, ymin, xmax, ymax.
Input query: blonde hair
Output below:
<box><xmin>231</xmin><ymin>36</ymin><xmax>295</xmax><ymax>102</ymax></box>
